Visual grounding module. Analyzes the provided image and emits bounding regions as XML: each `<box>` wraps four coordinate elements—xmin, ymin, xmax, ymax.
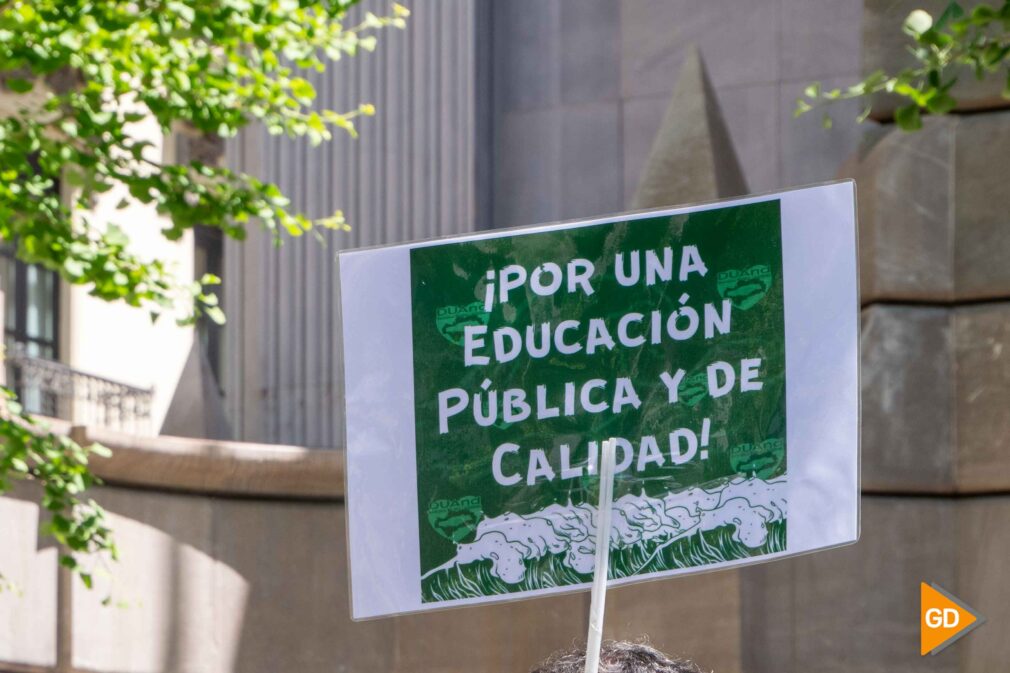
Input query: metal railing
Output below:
<box><xmin>4</xmin><ymin>343</ymin><xmax>153</xmax><ymax>434</ymax></box>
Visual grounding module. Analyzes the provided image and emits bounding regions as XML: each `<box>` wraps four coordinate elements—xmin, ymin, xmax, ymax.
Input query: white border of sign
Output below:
<box><xmin>339</xmin><ymin>180</ymin><xmax>860</xmax><ymax>621</ymax></box>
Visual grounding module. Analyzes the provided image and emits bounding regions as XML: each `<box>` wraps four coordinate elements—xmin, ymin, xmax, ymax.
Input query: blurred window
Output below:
<box><xmin>0</xmin><ymin>248</ymin><xmax>61</xmax><ymax>415</ymax></box>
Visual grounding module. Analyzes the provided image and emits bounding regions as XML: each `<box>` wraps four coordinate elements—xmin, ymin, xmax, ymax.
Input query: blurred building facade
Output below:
<box><xmin>2</xmin><ymin>1</ymin><xmax>1010</xmax><ymax>672</ymax></box>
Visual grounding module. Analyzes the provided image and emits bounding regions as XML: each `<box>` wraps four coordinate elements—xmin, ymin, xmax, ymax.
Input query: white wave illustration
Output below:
<box><xmin>422</xmin><ymin>476</ymin><xmax>786</xmax><ymax>585</ymax></box>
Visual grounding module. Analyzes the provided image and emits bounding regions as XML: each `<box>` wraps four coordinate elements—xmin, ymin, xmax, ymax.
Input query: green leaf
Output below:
<box><xmin>971</xmin><ymin>4</ymin><xmax>996</xmax><ymax>23</ymax></box>
<box><xmin>204</xmin><ymin>305</ymin><xmax>226</xmax><ymax>325</ymax></box>
<box><xmin>105</xmin><ymin>225</ymin><xmax>129</xmax><ymax>247</ymax></box>
<box><xmin>5</xmin><ymin>78</ymin><xmax>33</xmax><ymax>93</ymax></box>
<box><xmin>917</xmin><ymin>27</ymin><xmax>952</xmax><ymax>48</ymax></box>
<box><xmin>895</xmin><ymin>104</ymin><xmax>923</xmax><ymax>131</ymax></box>
<box><xmin>63</xmin><ymin>258</ymin><xmax>86</xmax><ymax>278</ymax></box>
<box><xmin>167</xmin><ymin>0</ymin><xmax>195</xmax><ymax>23</ymax></box>
<box><xmin>862</xmin><ymin>70</ymin><xmax>888</xmax><ymax>91</ymax></box>
<box><xmin>58</xmin><ymin>31</ymin><xmax>82</xmax><ymax>50</ymax></box>
<box><xmin>289</xmin><ymin>77</ymin><xmax>316</xmax><ymax>101</ymax></box>
<box><xmin>89</xmin><ymin>443</ymin><xmax>112</xmax><ymax>458</ymax></box>
<box><xmin>984</xmin><ymin>43</ymin><xmax>1010</xmax><ymax>67</ymax></box>
<box><xmin>926</xmin><ymin>91</ymin><xmax>957</xmax><ymax>114</ymax></box>
<box><xmin>936</xmin><ymin>1</ymin><xmax>965</xmax><ymax>28</ymax></box>
<box><xmin>793</xmin><ymin>98</ymin><xmax>812</xmax><ymax>117</ymax></box>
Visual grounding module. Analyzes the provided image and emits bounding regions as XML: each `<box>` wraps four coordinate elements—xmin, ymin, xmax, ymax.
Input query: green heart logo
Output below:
<box><xmin>427</xmin><ymin>496</ymin><xmax>483</xmax><ymax>544</ymax></box>
<box><xmin>729</xmin><ymin>438</ymin><xmax>785</xmax><ymax>479</ymax></box>
<box><xmin>678</xmin><ymin>372</ymin><xmax>709</xmax><ymax>407</ymax></box>
<box><xmin>435</xmin><ymin>301</ymin><xmax>490</xmax><ymax>346</ymax></box>
<box><xmin>717</xmin><ymin>265</ymin><xmax>772</xmax><ymax>310</ymax></box>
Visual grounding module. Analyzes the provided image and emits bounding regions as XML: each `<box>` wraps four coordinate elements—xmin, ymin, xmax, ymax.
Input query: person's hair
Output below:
<box><xmin>531</xmin><ymin>641</ymin><xmax>705</xmax><ymax>673</ymax></box>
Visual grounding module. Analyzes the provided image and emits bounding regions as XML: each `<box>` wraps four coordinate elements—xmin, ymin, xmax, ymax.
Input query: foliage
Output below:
<box><xmin>0</xmin><ymin>0</ymin><xmax>408</xmax><ymax>589</ymax></box>
<box><xmin>796</xmin><ymin>1</ymin><xmax>1010</xmax><ymax>130</ymax></box>
<box><xmin>0</xmin><ymin>388</ymin><xmax>116</xmax><ymax>590</ymax></box>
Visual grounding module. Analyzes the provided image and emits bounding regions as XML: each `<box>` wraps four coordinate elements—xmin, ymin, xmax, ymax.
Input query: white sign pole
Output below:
<box><xmin>584</xmin><ymin>438</ymin><xmax>617</xmax><ymax>673</ymax></box>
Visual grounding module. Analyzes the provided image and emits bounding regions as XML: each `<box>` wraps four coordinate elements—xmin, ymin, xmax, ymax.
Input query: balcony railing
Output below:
<box><xmin>4</xmin><ymin>343</ymin><xmax>153</xmax><ymax>434</ymax></box>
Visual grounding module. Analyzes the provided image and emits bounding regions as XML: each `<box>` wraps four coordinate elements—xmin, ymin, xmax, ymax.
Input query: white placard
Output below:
<box><xmin>339</xmin><ymin>181</ymin><xmax>859</xmax><ymax>620</ymax></box>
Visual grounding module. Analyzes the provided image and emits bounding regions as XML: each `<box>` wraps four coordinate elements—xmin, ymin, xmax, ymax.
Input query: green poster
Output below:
<box><xmin>409</xmin><ymin>201</ymin><xmax>787</xmax><ymax>603</ymax></box>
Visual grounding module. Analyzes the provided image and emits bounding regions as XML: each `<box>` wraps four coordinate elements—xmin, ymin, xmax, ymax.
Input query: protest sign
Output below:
<box><xmin>339</xmin><ymin>181</ymin><xmax>859</xmax><ymax>620</ymax></box>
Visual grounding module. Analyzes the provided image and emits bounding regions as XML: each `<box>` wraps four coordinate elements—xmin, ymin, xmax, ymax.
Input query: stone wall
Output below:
<box><xmin>222</xmin><ymin>0</ymin><xmax>484</xmax><ymax>448</ymax></box>
<box><xmin>489</xmin><ymin>0</ymin><xmax>865</xmax><ymax>228</ymax></box>
<box><xmin>738</xmin><ymin>6</ymin><xmax>1010</xmax><ymax>671</ymax></box>
<box><xmin>0</xmin><ymin>428</ymin><xmax>743</xmax><ymax>673</ymax></box>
